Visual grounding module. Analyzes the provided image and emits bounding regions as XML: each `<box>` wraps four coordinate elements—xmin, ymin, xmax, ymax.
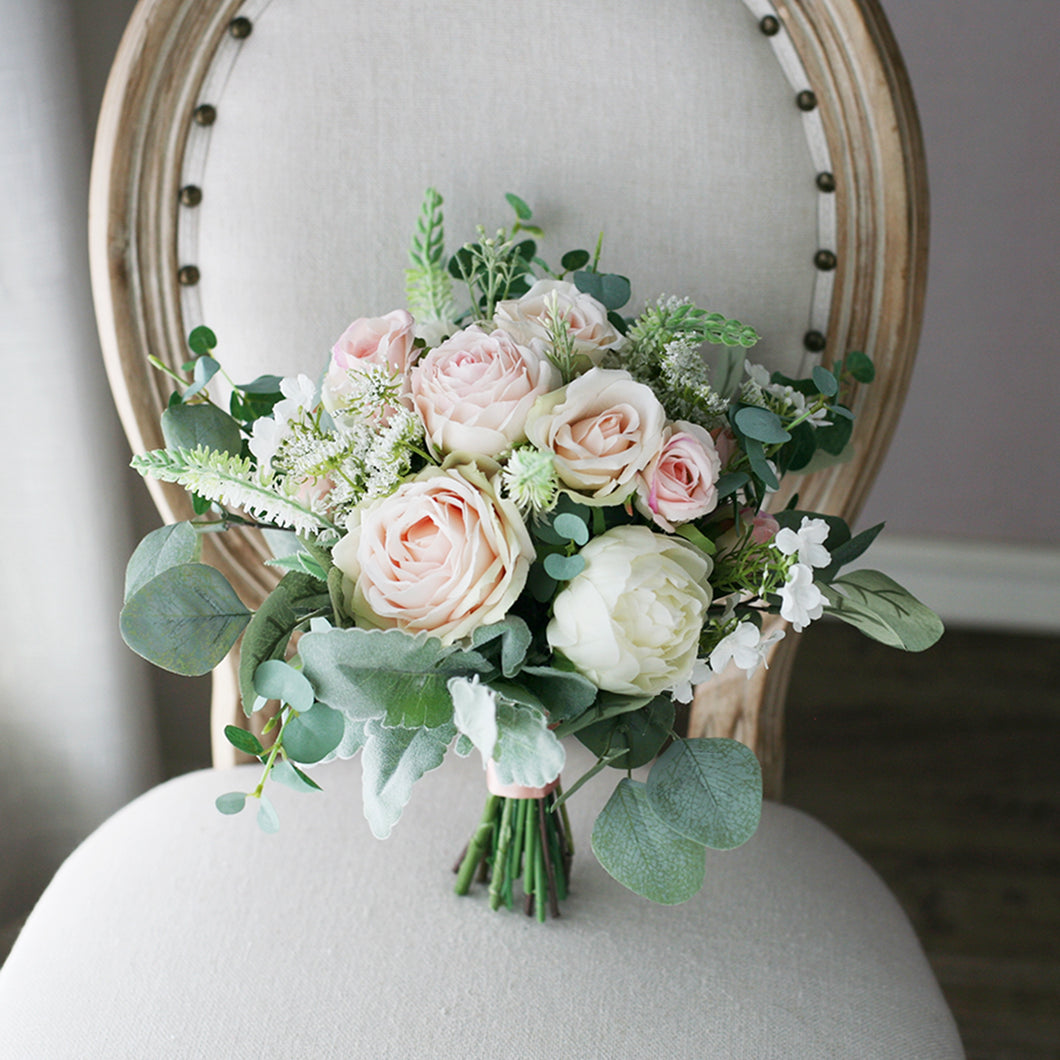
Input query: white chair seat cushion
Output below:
<box><xmin>0</xmin><ymin>743</ymin><xmax>962</xmax><ymax>1058</ymax></box>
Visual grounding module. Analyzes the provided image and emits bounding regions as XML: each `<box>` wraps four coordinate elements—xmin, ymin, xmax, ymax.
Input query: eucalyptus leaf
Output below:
<box><xmin>743</xmin><ymin>437</ymin><xmax>779</xmax><ymax>491</ymax></box>
<box><xmin>518</xmin><ymin>666</ymin><xmax>598</xmax><ymax>725</ymax></box>
<box><xmin>257</xmin><ymin>794</ymin><xmax>280</xmax><ymax>834</ymax></box>
<box><xmin>269</xmin><ymin>759</ymin><xmax>323</xmax><ymax>794</ymax></box>
<box><xmin>183</xmin><ymin>355</ymin><xmax>220</xmax><ymax>400</ymax></box>
<box><xmin>734</xmin><ymin>406</ymin><xmax>791</xmax><ymax>445</ymax></box>
<box><xmin>187</xmin><ymin>325</ymin><xmax>217</xmax><ymax>356</ymax></box>
<box><xmin>823</xmin><ymin>522</ymin><xmax>885</xmax><ymax>576</ymax></box>
<box><xmin>215</xmin><ymin>791</ymin><xmax>246</xmax><ymax>815</ymax></box>
<box><xmin>120</xmin><ymin>563</ymin><xmax>250</xmax><ymax>676</ymax></box>
<box><xmin>360</xmin><ymin>719</ymin><xmax>454</xmax><ymax>838</ymax></box>
<box><xmin>553</xmin><ymin>512</ymin><xmax>590</xmax><ymax>545</ymax></box>
<box><xmin>544</xmin><ymin>552</ymin><xmax>586</xmax><ymax>582</ymax></box>
<box><xmin>591</xmin><ymin>779</ymin><xmax>706</xmax><ymax>904</ymax></box>
<box><xmin>561</xmin><ymin>249</ymin><xmax>591</xmax><ymax>272</ymax></box>
<box><xmin>821</xmin><ymin>570</ymin><xmax>944</xmax><ymax>652</ymax></box>
<box><xmin>124</xmin><ymin>522</ymin><xmax>201</xmax><ymax>602</ymax></box>
<box><xmin>238</xmin><ymin>571</ymin><xmax>330</xmax><ymax>714</ymax></box>
<box><xmin>575</xmin><ymin>696</ymin><xmax>674</xmax><ymax>769</ymax></box>
<box><xmin>283</xmin><ymin>703</ymin><xmax>345</xmax><ymax>764</ymax></box>
<box><xmin>224</xmin><ymin>725</ymin><xmax>264</xmax><ymax>757</ymax></box>
<box><xmin>160</xmin><ymin>402</ymin><xmax>243</xmax><ymax>456</ymax></box>
<box><xmin>812</xmin><ymin>365</ymin><xmax>839</xmax><ymax>397</ymax></box>
<box><xmin>253</xmin><ymin>659</ymin><xmax>315</xmax><ymax>713</ymax></box>
<box><xmin>505</xmin><ymin>192</ymin><xmax>532</xmax><ymax>220</ymax></box>
<box><xmin>844</xmin><ymin>350</ymin><xmax>876</xmax><ymax>383</ymax></box>
<box><xmin>646</xmin><ymin>738</ymin><xmax>762</xmax><ymax>849</ymax></box>
<box><xmin>573</xmin><ymin>270</ymin><xmax>631</xmax><ymax>311</ymax></box>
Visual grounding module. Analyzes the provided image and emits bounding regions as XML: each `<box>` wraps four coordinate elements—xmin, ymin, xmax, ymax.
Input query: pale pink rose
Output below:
<box><xmin>524</xmin><ymin>368</ymin><xmax>666</xmax><ymax>503</ymax></box>
<box><xmin>494</xmin><ymin>279</ymin><xmax>622</xmax><ymax>365</ymax></box>
<box><xmin>409</xmin><ymin>326</ymin><xmax>557</xmax><ymax>457</ymax></box>
<box><xmin>322</xmin><ymin>310</ymin><xmax>417</xmax><ymax>421</ymax></box>
<box><xmin>711</xmin><ymin>427</ymin><xmax>739</xmax><ymax>471</ymax></box>
<box><xmin>635</xmin><ymin>421</ymin><xmax>721</xmax><ymax>531</ymax></box>
<box><xmin>331</xmin><ymin>465</ymin><xmax>534</xmax><ymax>645</ymax></box>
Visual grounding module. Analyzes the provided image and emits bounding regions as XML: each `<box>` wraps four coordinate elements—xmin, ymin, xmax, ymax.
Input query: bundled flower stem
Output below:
<box><xmin>454</xmin><ymin>785</ymin><xmax>573</xmax><ymax>921</ymax></box>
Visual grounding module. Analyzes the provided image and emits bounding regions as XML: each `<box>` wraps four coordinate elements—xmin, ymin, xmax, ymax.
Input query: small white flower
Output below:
<box><xmin>279</xmin><ymin>373</ymin><xmax>317</xmax><ymax>412</ymax></box>
<box><xmin>774</xmin><ymin>516</ymin><xmax>831</xmax><ymax>569</ymax></box>
<box><xmin>745</xmin><ymin>361</ymin><xmax>771</xmax><ymax>388</ymax></box>
<box><xmin>709</xmin><ymin>622</ymin><xmax>786</xmax><ymax>679</ymax></box>
<box><xmin>778</xmin><ymin>563</ymin><xmax>825</xmax><ymax>631</ymax></box>
<box><xmin>670</xmin><ymin>658</ymin><xmax>713</xmax><ymax>703</ymax></box>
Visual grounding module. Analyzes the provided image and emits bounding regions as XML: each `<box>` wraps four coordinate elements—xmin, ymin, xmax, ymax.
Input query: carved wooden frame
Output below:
<box><xmin>90</xmin><ymin>0</ymin><xmax>928</xmax><ymax>792</ymax></box>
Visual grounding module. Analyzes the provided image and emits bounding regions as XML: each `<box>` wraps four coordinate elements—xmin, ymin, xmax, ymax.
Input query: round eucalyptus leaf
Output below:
<box><xmin>119</xmin><ymin>563</ymin><xmax>251</xmax><ymax>676</ymax></box>
<box><xmin>161</xmin><ymin>401</ymin><xmax>243</xmax><ymax>456</ymax></box>
<box><xmin>224</xmin><ymin>725</ymin><xmax>264</xmax><ymax>758</ymax></box>
<box><xmin>215</xmin><ymin>791</ymin><xmax>246</xmax><ymax>815</ymax></box>
<box><xmin>733</xmin><ymin>406</ymin><xmax>791</xmax><ymax>445</ymax></box>
<box><xmin>553</xmin><ymin>512</ymin><xmax>590</xmax><ymax>546</ymax></box>
<box><xmin>543</xmin><ymin>552</ymin><xmax>586</xmax><ymax>582</ymax></box>
<box><xmin>646</xmin><ymin>738</ymin><xmax>763</xmax><ymax>850</ymax></box>
<box><xmin>254</xmin><ymin>659</ymin><xmax>315</xmax><ymax>713</ymax></box>
<box><xmin>812</xmin><ymin>364</ymin><xmax>839</xmax><ymax>397</ymax></box>
<box><xmin>591</xmin><ymin>779</ymin><xmax>706</xmax><ymax>904</ymax></box>
<box><xmin>124</xmin><ymin>521</ymin><xmax>201</xmax><ymax>602</ymax></box>
<box><xmin>283</xmin><ymin>703</ymin><xmax>345</xmax><ymax>764</ymax></box>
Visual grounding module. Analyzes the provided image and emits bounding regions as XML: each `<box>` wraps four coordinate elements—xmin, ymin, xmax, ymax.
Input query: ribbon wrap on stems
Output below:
<box><xmin>454</xmin><ymin>763</ymin><xmax>572</xmax><ymax>921</ymax></box>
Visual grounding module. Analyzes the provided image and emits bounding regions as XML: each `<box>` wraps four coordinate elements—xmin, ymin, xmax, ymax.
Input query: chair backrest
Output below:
<box><xmin>90</xmin><ymin>0</ymin><xmax>927</xmax><ymax>793</ymax></box>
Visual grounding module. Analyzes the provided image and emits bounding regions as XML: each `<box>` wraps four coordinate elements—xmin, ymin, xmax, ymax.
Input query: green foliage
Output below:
<box><xmin>123</xmin><ymin>521</ymin><xmax>201</xmax><ymax>602</ymax></box>
<box><xmin>405</xmin><ymin>186</ymin><xmax>454</xmax><ymax>324</ymax></box>
<box><xmin>224</xmin><ymin>725</ymin><xmax>264</xmax><ymax>757</ymax></box>
<box><xmin>821</xmin><ymin>569</ymin><xmax>944</xmax><ymax>652</ymax></box>
<box><xmin>517</xmin><ymin>666</ymin><xmax>597</xmax><ymax>725</ymax></box>
<box><xmin>298</xmin><ymin>627</ymin><xmax>489</xmax><ymax>729</ymax></box>
<box><xmin>120</xmin><ymin>563</ymin><xmax>250</xmax><ymax>675</ymax></box>
<box><xmin>161</xmin><ymin>402</ymin><xmax>243</xmax><ymax>456</ymax></box>
<box><xmin>257</xmin><ymin>794</ymin><xmax>280</xmax><ymax>834</ymax></box>
<box><xmin>575</xmin><ymin>696</ymin><xmax>674</xmax><ymax>769</ymax></box>
<box><xmin>543</xmin><ymin>552</ymin><xmax>586</xmax><ymax>581</ymax></box>
<box><xmin>471</xmin><ymin>617</ymin><xmax>532</xmax><ymax>678</ymax></box>
<box><xmin>238</xmin><ymin>571</ymin><xmax>330</xmax><ymax>714</ymax></box>
<box><xmin>360</xmin><ymin>718</ymin><xmax>455</xmax><ymax>838</ymax></box>
<box><xmin>592</xmin><ymin>779</ymin><xmax>706</xmax><ymax>904</ymax></box>
<box><xmin>253</xmin><ymin>659</ymin><xmax>315</xmax><ymax>714</ymax></box>
<box><xmin>843</xmin><ymin>349</ymin><xmax>876</xmax><ymax>383</ymax></box>
<box><xmin>733</xmin><ymin>405</ymin><xmax>791</xmax><ymax>445</ymax></box>
<box><xmin>269</xmin><ymin>759</ymin><xmax>322</xmax><ymax>794</ymax></box>
<box><xmin>646</xmin><ymin>738</ymin><xmax>762</xmax><ymax>849</ymax></box>
<box><xmin>491</xmin><ymin>700</ymin><xmax>566</xmax><ymax>790</ymax></box>
<box><xmin>187</xmin><ymin>325</ymin><xmax>217</xmax><ymax>356</ymax></box>
<box><xmin>572</xmin><ymin>270</ymin><xmax>631</xmax><ymax>312</ymax></box>
<box><xmin>215</xmin><ymin>791</ymin><xmax>246</xmax><ymax>815</ymax></box>
<box><xmin>283</xmin><ymin>703</ymin><xmax>345</xmax><ymax>764</ymax></box>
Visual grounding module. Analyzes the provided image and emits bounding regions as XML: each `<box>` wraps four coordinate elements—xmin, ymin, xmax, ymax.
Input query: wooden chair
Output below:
<box><xmin>0</xmin><ymin>1</ymin><xmax>961</xmax><ymax>1055</ymax></box>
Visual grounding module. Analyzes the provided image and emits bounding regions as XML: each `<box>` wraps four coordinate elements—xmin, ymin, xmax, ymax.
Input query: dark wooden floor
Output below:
<box><xmin>784</xmin><ymin>622</ymin><xmax>1060</xmax><ymax>1060</ymax></box>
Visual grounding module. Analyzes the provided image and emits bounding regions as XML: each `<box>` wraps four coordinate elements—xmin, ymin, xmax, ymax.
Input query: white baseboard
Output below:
<box><xmin>847</xmin><ymin>535</ymin><xmax>1060</xmax><ymax>634</ymax></box>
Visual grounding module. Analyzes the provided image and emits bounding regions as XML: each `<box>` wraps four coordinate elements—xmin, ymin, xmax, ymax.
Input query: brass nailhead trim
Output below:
<box><xmin>816</xmin><ymin>171</ymin><xmax>837</xmax><ymax>193</ymax></box>
<box><xmin>177</xmin><ymin>265</ymin><xmax>201</xmax><ymax>286</ymax></box>
<box><xmin>193</xmin><ymin>103</ymin><xmax>217</xmax><ymax>126</ymax></box>
<box><xmin>803</xmin><ymin>330</ymin><xmax>827</xmax><ymax>353</ymax></box>
<box><xmin>814</xmin><ymin>250</ymin><xmax>837</xmax><ymax>271</ymax></box>
<box><xmin>179</xmin><ymin>185</ymin><xmax>203</xmax><ymax>207</ymax></box>
<box><xmin>229</xmin><ymin>17</ymin><xmax>253</xmax><ymax>39</ymax></box>
<box><xmin>796</xmin><ymin>90</ymin><xmax>817</xmax><ymax>112</ymax></box>
<box><xmin>759</xmin><ymin>15</ymin><xmax>780</xmax><ymax>36</ymax></box>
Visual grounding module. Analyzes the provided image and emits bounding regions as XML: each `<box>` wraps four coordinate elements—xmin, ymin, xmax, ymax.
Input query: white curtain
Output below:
<box><xmin>0</xmin><ymin>0</ymin><xmax>159</xmax><ymax>927</ymax></box>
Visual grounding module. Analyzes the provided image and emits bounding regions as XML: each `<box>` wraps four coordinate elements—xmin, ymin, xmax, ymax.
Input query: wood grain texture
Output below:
<box><xmin>90</xmin><ymin>0</ymin><xmax>928</xmax><ymax>781</ymax></box>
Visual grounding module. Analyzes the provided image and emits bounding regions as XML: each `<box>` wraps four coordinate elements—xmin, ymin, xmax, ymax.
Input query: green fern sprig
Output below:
<box><xmin>629</xmin><ymin>298</ymin><xmax>759</xmax><ymax>354</ymax></box>
<box><xmin>405</xmin><ymin>187</ymin><xmax>454</xmax><ymax>324</ymax></box>
<box><xmin>131</xmin><ymin>447</ymin><xmax>332</xmax><ymax>533</ymax></box>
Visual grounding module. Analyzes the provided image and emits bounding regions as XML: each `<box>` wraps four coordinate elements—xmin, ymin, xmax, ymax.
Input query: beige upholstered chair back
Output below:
<box><xmin>90</xmin><ymin>0</ymin><xmax>927</xmax><ymax>793</ymax></box>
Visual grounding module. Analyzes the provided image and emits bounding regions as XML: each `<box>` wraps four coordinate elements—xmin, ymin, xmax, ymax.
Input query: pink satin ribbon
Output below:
<box><xmin>485</xmin><ymin>760</ymin><xmax>559</xmax><ymax>799</ymax></box>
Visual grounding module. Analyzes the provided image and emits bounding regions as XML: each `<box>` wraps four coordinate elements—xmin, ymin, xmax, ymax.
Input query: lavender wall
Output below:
<box><xmin>860</xmin><ymin>1</ymin><xmax>1060</xmax><ymax>546</ymax></box>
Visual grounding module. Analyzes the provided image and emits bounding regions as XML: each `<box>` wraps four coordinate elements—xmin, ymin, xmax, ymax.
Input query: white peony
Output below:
<box><xmin>547</xmin><ymin>525</ymin><xmax>712</xmax><ymax>697</ymax></box>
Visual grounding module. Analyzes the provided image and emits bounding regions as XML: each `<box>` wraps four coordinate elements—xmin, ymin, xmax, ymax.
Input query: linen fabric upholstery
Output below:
<box><xmin>0</xmin><ymin>743</ymin><xmax>964</xmax><ymax>1058</ymax></box>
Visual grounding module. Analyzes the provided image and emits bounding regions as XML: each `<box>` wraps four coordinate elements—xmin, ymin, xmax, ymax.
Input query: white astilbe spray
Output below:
<box><xmin>742</xmin><ymin>361</ymin><xmax>831</xmax><ymax>428</ymax></box>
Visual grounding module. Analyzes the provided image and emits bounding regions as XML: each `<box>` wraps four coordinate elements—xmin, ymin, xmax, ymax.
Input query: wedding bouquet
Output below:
<box><xmin>121</xmin><ymin>190</ymin><xmax>942</xmax><ymax>918</ymax></box>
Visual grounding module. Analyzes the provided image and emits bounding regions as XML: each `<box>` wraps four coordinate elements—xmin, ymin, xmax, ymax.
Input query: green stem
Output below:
<box><xmin>454</xmin><ymin>795</ymin><xmax>500</xmax><ymax>895</ymax></box>
<box><xmin>488</xmin><ymin>798</ymin><xmax>515</xmax><ymax>911</ymax></box>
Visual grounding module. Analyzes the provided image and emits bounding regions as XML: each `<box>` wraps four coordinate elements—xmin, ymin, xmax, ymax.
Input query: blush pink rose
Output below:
<box><xmin>409</xmin><ymin>326</ymin><xmax>557</xmax><ymax>457</ymax></box>
<box><xmin>524</xmin><ymin>367</ymin><xmax>666</xmax><ymax>503</ymax></box>
<box><xmin>331</xmin><ymin>465</ymin><xmax>534</xmax><ymax>645</ymax></box>
<box><xmin>714</xmin><ymin>507</ymin><xmax>780</xmax><ymax>554</ymax></box>
<box><xmin>322</xmin><ymin>310</ymin><xmax>417</xmax><ymax>422</ymax></box>
<box><xmin>494</xmin><ymin>279</ymin><xmax>623</xmax><ymax>365</ymax></box>
<box><xmin>635</xmin><ymin>421</ymin><xmax>722</xmax><ymax>531</ymax></box>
